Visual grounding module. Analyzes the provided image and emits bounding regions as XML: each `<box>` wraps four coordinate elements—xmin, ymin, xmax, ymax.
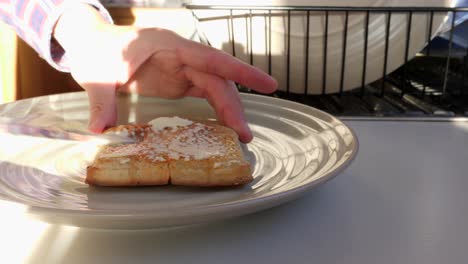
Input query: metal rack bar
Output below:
<box><xmin>442</xmin><ymin>11</ymin><xmax>457</xmax><ymax>96</ymax></box>
<box><xmin>268</xmin><ymin>10</ymin><xmax>272</xmax><ymax>76</ymax></box>
<box><xmin>381</xmin><ymin>11</ymin><xmax>391</xmax><ymax>97</ymax></box>
<box><xmin>402</xmin><ymin>11</ymin><xmax>413</xmax><ymax>97</ymax></box>
<box><xmin>426</xmin><ymin>11</ymin><xmax>434</xmax><ymax>57</ymax></box>
<box><xmin>304</xmin><ymin>10</ymin><xmax>310</xmax><ymax>96</ymax></box>
<box><xmin>339</xmin><ymin>11</ymin><xmax>349</xmax><ymax>97</ymax></box>
<box><xmin>361</xmin><ymin>10</ymin><xmax>370</xmax><ymax>97</ymax></box>
<box><xmin>421</xmin><ymin>11</ymin><xmax>435</xmax><ymax>97</ymax></box>
<box><xmin>249</xmin><ymin>9</ymin><xmax>253</xmax><ymax>65</ymax></box>
<box><xmin>229</xmin><ymin>9</ymin><xmax>235</xmax><ymax>57</ymax></box>
<box><xmin>286</xmin><ymin>10</ymin><xmax>291</xmax><ymax>95</ymax></box>
<box><xmin>322</xmin><ymin>10</ymin><xmax>329</xmax><ymax>95</ymax></box>
<box><xmin>186</xmin><ymin>5</ymin><xmax>468</xmax><ymax>12</ymax></box>
<box><xmin>464</xmin><ymin>47</ymin><xmax>468</xmax><ymax>95</ymax></box>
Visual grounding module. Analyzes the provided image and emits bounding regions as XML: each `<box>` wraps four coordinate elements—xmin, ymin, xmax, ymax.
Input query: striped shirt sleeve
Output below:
<box><xmin>0</xmin><ymin>0</ymin><xmax>113</xmax><ymax>72</ymax></box>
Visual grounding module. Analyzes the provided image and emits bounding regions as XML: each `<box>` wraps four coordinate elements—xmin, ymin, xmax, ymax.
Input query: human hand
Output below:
<box><xmin>53</xmin><ymin>4</ymin><xmax>277</xmax><ymax>143</ymax></box>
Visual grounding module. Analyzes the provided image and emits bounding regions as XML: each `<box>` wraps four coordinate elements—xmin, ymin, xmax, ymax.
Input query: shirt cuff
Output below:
<box><xmin>42</xmin><ymin>0</ymin><xmax>114</xmax><ymax>72</ymax></box>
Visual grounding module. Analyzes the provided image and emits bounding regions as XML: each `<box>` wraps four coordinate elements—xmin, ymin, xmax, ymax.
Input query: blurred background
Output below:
<box><xmin>1</xmin><ymin>0</ymin><xmax>467</xmax><ymax>117</ymax></box>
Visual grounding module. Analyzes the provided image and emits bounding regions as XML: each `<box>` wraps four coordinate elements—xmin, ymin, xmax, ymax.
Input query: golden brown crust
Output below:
<box><xmin>85</xmin><ymin>118</ymin><xmax>252</xmax><ymax>187</ymax></box>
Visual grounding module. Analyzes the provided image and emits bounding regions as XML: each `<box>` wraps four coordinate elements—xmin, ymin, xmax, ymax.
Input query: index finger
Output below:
<box><xmin>177</xmin><ymin>40</ymin><xmax>278</xmax><ymax>94</ymax></box>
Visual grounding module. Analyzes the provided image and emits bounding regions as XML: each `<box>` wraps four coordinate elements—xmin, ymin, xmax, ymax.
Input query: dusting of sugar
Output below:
<box><xmin>166</xmin><ymin>123</ymin><xmax>227</xmax><ymax>160</ymax></box>
<box><xmin>152</xmin><ymin>156</ymin><xmax>166</xmax><ymax>162</ymax></box>
<box><xmin>214</xmin><ymin>160</ymin><xmax>240</xmax><ymax>168</ymax></box>
<box><xmin>100</xmin><ymin>143</ymin><xmax>149</xmax><ymax>158</ymax></box>
<box><xmin>169</xmin><ymin>152</ymin><xmax>180</xmax><ymax>160</ymax></box>
<box><xmin>106</xmin><ymin>128</ymin><xmax>129</xmax><ymax>138</ymax></box>
<box><xmin>119</xmin><ymin>158</ymin><xmax>131</xmax><ymax>164</ymax></box>
<box><xmin>99</xmin><ymin>120</ymin><xmax>230</xmax><ymax>162</ymax></box>
<box><xmin>149</xmin><ymin>116</ymin><xmax>193</xmax><ymax>132</ymax></box>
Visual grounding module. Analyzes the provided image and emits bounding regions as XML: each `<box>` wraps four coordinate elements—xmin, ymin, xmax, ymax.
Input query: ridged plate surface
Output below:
<box><xmin>0</xmin><ymin>92</ymin><xmax>357</xmax><ymax>229</ymax></box>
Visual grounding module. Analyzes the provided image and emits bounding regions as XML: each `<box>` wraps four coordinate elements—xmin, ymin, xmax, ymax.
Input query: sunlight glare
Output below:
<box><xmin>0</xmin><ymin>201</ymin><xmax>50</xmax><ymax>263</ymax></box>
<box><xmin>128</xmin><ymin>93</ymin><xmax>138</xmax><ymax>123</ymax></box>
<box><xmin>453</xmin><ymin>119</ymin><xmax>468</xmax><ymax>133</ymax></box>
<box><xmin>38</xmin><ymin>225</ymin><xmax>79</xmax><ymax>264</ymax></box>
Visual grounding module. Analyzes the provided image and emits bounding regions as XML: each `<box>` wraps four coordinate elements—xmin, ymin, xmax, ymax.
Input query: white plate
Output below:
<box><xmin>0</xmin><ymin>92</ymin><xmax>357</xmax><ymax>229</ymax></box>
<box><xmin>190</xmin><ymin>0</ymin><xmax>452</xmax><ymax>94</ymax></box>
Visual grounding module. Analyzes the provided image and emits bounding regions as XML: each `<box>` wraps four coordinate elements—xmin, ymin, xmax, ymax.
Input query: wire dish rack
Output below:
<box><xmin>186</xmin><ymin>4</ymin><xmax>468</xmax><ymax>117</ymax></box>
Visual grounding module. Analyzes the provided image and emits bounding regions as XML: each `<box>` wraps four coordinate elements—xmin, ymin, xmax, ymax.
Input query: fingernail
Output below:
<box><xmin>241</xmin><ymin>122</ymin><xmax>253</xmax><ymax>143</ymax></box>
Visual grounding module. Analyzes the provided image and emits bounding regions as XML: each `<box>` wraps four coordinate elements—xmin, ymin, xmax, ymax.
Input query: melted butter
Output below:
<box><xmin>104</xmin><ymin>128</ymin><xmax>130</xmax><ymax>138</ymax></box>
<box><xmin>148</xmin><ymin>116</ymin><xmax>193</xmax><ymax>132</ymax></box>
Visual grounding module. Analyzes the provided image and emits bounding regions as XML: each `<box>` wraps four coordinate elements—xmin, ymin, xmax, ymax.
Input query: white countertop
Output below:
<box><xmin>2</xmin><ymin>119</ymin><xmax>468</xmax><ymax>263</ymax></box>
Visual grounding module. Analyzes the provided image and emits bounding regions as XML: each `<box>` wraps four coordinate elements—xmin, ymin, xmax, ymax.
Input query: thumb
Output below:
<box><xmin>83</xmin><ymin>84</ymin><xmax>118</xmax><ymax>133</ymax></box>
